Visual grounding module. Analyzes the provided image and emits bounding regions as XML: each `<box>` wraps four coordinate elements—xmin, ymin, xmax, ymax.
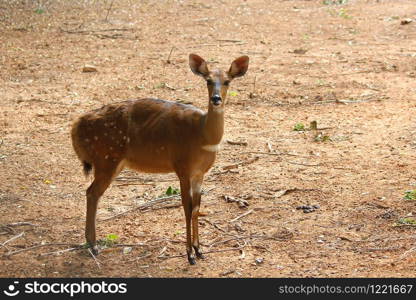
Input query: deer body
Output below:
<box><xmin>71</xmin><ymin>54</ymin><xmax>249</xmax><ymax>264</ymax></box>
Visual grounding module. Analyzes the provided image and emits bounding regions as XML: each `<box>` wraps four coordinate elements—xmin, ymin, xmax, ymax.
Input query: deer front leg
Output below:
<box><xmin>85</xmin><ymin>162</ymin><xmax>121</xmax><ymax>255</ymax></box>
<box><xmin>191</xmin><ymin>175</ymin><xmax>205</xmax><ymax>259</ymax></box>
<box><xmin>179</xmin><ymin>176</ymin><xmax>195</xmax><ymax>265</ymax></box>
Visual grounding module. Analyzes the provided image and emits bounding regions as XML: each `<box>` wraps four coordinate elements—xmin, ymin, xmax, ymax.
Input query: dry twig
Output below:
<box><xmin>88</xmin><ymin>248</ymin><xmax>101</xmax><ymax>269</ymax></box>
<box><xmin>229</xmin><ymin>209</ymin><xmax>254</xmax><ymax>223</ymax></box>
<box><xmin>222</xmin><ymin>156</ymin><xmax>259</xmax><ymax>170</ymax></box>
<box><xmin>101</xmin><ymin>188</ymin><xmax>215</xmax><ymax>221</ymax></box>
<box><xmin>226</xmin><ymin>140</ymin><xmax>248</xmax><ymax>146</ymax></box>
<box><xmin>0</xmin><ymin>232</ymin><xmax>24</xmax><ymax>249</ymax></box>
<box><xmin>223</xmin><ymin>195</ymin><xmax>249</xmax><ymax>208</ymax></box>
<box><xmin>4</xmin><ymin>243</ymin><xmax>79</xmax><ymax>257</ymax></box>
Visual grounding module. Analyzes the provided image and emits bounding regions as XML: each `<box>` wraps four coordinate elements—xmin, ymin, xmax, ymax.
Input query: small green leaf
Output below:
<box><xmin>293</xmin><ymin>123</ymin><xmax>305</xmax><ymax>131</ymax></box>
<box><xmin>106</xmin><ymin>233</ymin><xmax>119</xmax><ymax>241</ymax></box>
<box><xmin>395</xmin><ymin>217</ymin><xmax>416</xmax><ymax>226</ymax></box>
<box><xmin>404</xmin><ymin>190</ymin><xmax>416</xmax><ymax>200</ymax></box>
<box><xmin>97</xmin><ymin>233</ymin><xmax>119</xmax><ymax>248</ymax></box>
<box><xmin>229</xmin><ymin>91</ymin><xmax>238</xmax><ymax>97</ymax></box>
<box><xmin>165</xmin><ymin>186</ymin><xmax>179</xmax><ymax>196</ymax></box>
<box><xmin>174</xmin><ymin>230</ymin><xmax>184</xmax><ymax>236</ymax></box>
<box><xmin>314</xmin><ymin>133</ymin><xmax>331</xmax><ymax>142</ymax></box>
<box><xmin>34</xmin><ymin>8</ymin><xmax>45</xmax><ymax>14</ymax></box>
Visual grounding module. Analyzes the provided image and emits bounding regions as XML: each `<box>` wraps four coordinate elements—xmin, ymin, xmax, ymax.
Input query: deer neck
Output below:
<box><xmin>202</xmin><ymin>104</ymin><xmax>224</xmax><ymax>146</ymax></box>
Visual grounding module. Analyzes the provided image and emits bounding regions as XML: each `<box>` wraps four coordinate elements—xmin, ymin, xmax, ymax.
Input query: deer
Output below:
<box><xmin>71</xmin><ymin>54</ymin><xmax>249</xmax><ymax>265</ymax></box>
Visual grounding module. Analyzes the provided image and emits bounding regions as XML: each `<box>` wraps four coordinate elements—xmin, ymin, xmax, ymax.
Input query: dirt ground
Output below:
<box><xmin>1</xmin><ymin>0</ymin><xmax>416</xmax><ymax>278</ymax></box>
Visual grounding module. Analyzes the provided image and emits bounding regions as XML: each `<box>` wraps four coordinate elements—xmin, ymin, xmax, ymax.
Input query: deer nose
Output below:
<box><xmin>211</xmin><ymin>95</ymin><xmax>222</xmax><ymax>106</ymax></box>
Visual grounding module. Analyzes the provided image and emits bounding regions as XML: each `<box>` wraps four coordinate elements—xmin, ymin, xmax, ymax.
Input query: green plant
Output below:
<box><xmin>316</xmin><ymin>79</ymin><xmax>326</xmax><ymax>86</ymax></box>
<box><xmin>395</xmin><ymin>217</ymin><xmax>416</xmax><ymax>226</ymax></box>
<box><xmin>98</xmin><ymin>233</ymin><xmax>119</xmax><ymax>247</ymax></box>
<box><xmin>404</xmin><ymin>190</ymin><xmax>416</xmax><ymax>200</ymax></box>
<box><xmin>328</xmin><ymin>7</ymin><xmax>352</xmax><ymax>19</ymax></box>
<box><xmin>165</xmin><ymin>186</ymin><xmax>180</xmax><ymax>196</ymax></box>
<box><xmin>293</xmin><ymin>123</ymin><xmax>306</xmax><ymax>131</ymax></box>
<box><xmin>174</xmin><ymin>230</ymin><xmax>184</xmax><ymax>236</ymax></box>
<box><xmin>34</xmin><ymin>8</ymin><xmax>45</xmax><ymax>14</ymax></box>
<box><xmin>338</xmin><ymin>8</ymin><xmax>352</xmax><ymax>19</ymax></box>
<box><xmin>323</xmin><ymin>0</ymin><xmax>348</xmax><ymax>5</ymax></box>
<box><xmin>314</xmin><ymin>133</ymin><xmax>331</xmax><ymax>142</ymax></box>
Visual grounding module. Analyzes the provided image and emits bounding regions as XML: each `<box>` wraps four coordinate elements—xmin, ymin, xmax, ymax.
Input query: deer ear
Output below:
<box><xmin>228</xmin><ymin>56</ymin><xmax>249</xmax><ymax>79</ymax></box>
<box><xmin>189</xmin><ymin>54</ymin><xmax>209</xmax><ymax>77</ymax></box>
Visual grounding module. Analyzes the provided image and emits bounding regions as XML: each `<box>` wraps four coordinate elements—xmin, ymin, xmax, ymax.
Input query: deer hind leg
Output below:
<box><xmin>85</xmin><ymin>161</ymin><xmax>123</xmax><ymax>254</ymax></box>
<box><xmin>191</xmin><ymin>175</ymin><xmax>204</xmax><ymax>259</ymax></box>
<box><xmin>178</xmin><ymin>176</ymin><xmax>195</xmax><ymax>265</ymax></box>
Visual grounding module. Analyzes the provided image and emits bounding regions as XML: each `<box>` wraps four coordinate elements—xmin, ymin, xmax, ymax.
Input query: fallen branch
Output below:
<box><xmin>208</xmin><ymin>233</ymin><xmax>292</xmax><ymax>249</ymax></box>
<box><xmin>6</xmin><ymin>222</ymin><xmax>38</xmax><ymax>227</ymax></box>
<box><xmin>166</xmin><ymin>46</ymin><xmax>175</xmax><ymax>64</ymax></box>
<box><xmin>243</xmin><ymin>151</ymin><xmax>311</xmax><ymax>158</ymax></box>
<box><xmin>223</xmin><ymin>195</ymin><xmax>249</xmax><ymax>208</ymax></box>
<box><xmin>222</xmin><ymin>156</ymin><xmax>259</xmax><ymax>170</ymax></box>
<box><xmin>0</xmin><ymin>232</ymin><xmax>24</xmax><ymax>249</ymax></box>
<box><xmin>4</xmin><ymin>243</ymin><xmax>79</xmax><ymax>257</ymax></box>
<box><xmin>287</xmin><ymin>161</ymin><xmax>321</xmax><ymax>167</ymax></box>
<box><xmin>229</xmin><ymin>209</ymin><xmax>254</xmax><ymax>223</ymax></box>
<box><xmin>201</xmin><ymin>219</ymin><xmax>226</xmax><ymax>232</ymax></box>
<box><xmin>217</xmin><ymin>39</ymin><xmax>243</xmax><ymax>43</ymax></box>
<box><xmin>189</xmin><ymin>42</ymin><xmax>247</xmax><ymax>48</ymax></box>
<box><xmin>272</xmin><ymin>188</ymin><xmax>320</xmax><ymax>199</ymax></box>
<box><xmin>100</xmin><ymin>194</ymin><xmax>181</xmax><ymax>221</ymax></box>
<box><xmin>59</xmin><ymin>27</ymin><xmax>135</xmax><ymax>40</ymax></box>
<box><xmin>309</xmin><ymin>98</ymin><xmax>381</xmax><ymax>106</ymax></box>
<box><xmin>128</xmin><ymin>253</ymin><xmax>152</xmax><ymax>262</ymax></box>
<box><xmin>104</xmin><ymin>0</ymin><xmax>115</xmax><ymax>22</ymax></box>
<box><xmin>101</xmin><ymin>188</ymin><xmax>215</xmax><ymax>221</ymax></box>
<box><xmin>226</xmin><ymin>140</ymin><xmax>248</xmax><ymax>146</ymax></box>
<box><xmin>88</xmin><ymin>248</ymin><xmax>101</xmax><ymax>269</ymax></box>
<box><xmin>39</xmin><ymin>247</ymin><xmax>81</xmax><ymax>257</ymax></box>
<box><xmin>59</xmin><ymin>28</ymin><xmax>132</xmax><ymax>34</ymax></box>
<box><xmin>398</xmin><ymin>246</ymin><xmax>416</xmax><ymax>261</ymax></box>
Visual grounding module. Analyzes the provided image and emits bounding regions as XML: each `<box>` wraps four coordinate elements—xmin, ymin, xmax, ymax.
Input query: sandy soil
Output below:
<box><xmin>1</xmin><ymin>0</ymin><xmax>416</xmax><ymax>277</ymax></box>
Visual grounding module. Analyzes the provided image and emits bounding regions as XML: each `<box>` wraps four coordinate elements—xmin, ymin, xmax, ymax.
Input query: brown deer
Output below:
<box><xmin>71</xmin><ymin>54</ymin><xmax>249</xmax><ymax>264</ymax></box>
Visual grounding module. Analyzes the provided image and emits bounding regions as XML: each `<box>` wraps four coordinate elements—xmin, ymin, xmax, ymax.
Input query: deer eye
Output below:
<box><xmin>223</xmin><ymin>80</ymin><xmax>230</xmax><ymax>86</ymax></box>
<box><xmin>206</xmin><ymin>79</ymin><xmax>214</xmax><ymax>85</ymax></box>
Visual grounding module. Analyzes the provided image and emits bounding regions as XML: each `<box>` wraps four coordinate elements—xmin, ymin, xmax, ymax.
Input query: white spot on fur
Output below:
<box><xmin>105</xmin><ymin>154</ymin><xmax>109</xmax><ymax>159</ymax></box>
<box><xmin>94</xmin><ymin>136</ymin><xmax>98</xmax><ymax>141</ymax></box>
<box><xmin>202</xmin><ymin>144</ymin><xmax>220</xmax><ymax>152</ymax></box>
